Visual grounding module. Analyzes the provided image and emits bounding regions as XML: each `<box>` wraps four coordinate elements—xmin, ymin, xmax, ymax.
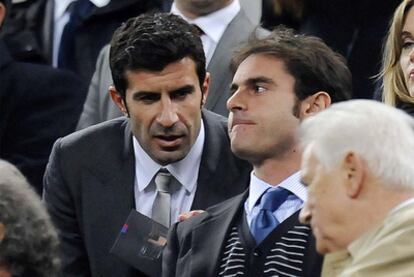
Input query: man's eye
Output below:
<box><xmin>254</xmin><ymin>85</ymin><xmax>266</xmax><ymax>93</ymax></box>
<box><xmin>171</xmin><ymin>87</ymin><xmax>193</xmax><ymax>100</ymax></box>
<box><xmin>172</xmin><ymin>90</ymin><xmax>189</xmax><ymax>99</ymax></box>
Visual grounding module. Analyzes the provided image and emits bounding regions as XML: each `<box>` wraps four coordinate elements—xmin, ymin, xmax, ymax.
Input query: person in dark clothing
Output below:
<box><xmin>0</xmin><ymin>0</ymin><xmax>87</xmax><ymax>194</ymax></box>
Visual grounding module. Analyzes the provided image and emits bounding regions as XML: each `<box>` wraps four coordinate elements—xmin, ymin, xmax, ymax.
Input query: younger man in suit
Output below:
<box><xmin>163</xmin><ymin>28</ymin><xmax>351</xmax><ymax>277</ymax></box>
<box><xmin>43</xmin><ymin>13</ymin><xmax>251</xmax><ymax>277</ymax></box>
<box><xmin>299</xmin><ymin>100</ymin><xmax>414</xmax><ymax>276</ymax></box>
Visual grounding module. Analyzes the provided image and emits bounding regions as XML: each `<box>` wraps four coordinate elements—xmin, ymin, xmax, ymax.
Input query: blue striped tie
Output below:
<box><xmin>250</xmin><ymin>187</ymin><xmax>291</xmax><ymax>244</ymax></box>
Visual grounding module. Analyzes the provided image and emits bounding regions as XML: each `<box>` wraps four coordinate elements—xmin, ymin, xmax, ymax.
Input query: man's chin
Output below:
<box><xmin>151</xmin><ymin>151</ymin><xmax>187</xmax><ymax>166</ymax></box>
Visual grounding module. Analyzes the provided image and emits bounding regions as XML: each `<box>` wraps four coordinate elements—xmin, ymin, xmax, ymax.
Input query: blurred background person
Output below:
<box><xmin>380</xmin><ymin>0</ymin><xmax>414</xmax><ymax>116</ymax></box>
<box><xmin>261</xmin><ymin>0</ymin><xmax>400</xmax><ymax>100</ymax></box>
<box><xmin>2</xmin><ymin>0</ymin><xmax>164</xmax><ymax>84</ymax></box>
<box><xmin>0</xmin><ymin>159</ymin><xmax>59</xmax><ymax>277</ymax></box>
<box><xmin>299</xmin><ymin>100</ymin><xmax>414</xmax><ymax>276</ymax></box>
<box><xmin>0</xmin><ymin>0</ymin><xmax>86</xmax><ymax>194</ymax></box>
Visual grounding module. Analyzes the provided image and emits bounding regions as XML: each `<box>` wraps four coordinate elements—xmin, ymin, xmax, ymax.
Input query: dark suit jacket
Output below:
<box><xmin>41</xmin><ymin>0</ymin><xmax>162</xmax><ymax>82</ymax></box>
<box><xmin>0</xmin><ymin>40</ymin><xmax>86</xmax><ymax>194</ymax></box>
<box><xmin>43</xmin><ymin>110</ymin><xmax>251</xmax><ymax>277</ymax></box>
<box><xmin>163</xmin><ymin>190</ymin><xmax>322</xmax><ymax>277</ymax></box>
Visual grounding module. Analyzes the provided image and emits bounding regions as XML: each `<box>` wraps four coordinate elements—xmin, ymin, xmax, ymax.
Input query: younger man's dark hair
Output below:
<box><xmin>109</xmin><ymin>13</ymin><xmax>206</xmax><ymax>101</ymax></box>
<box><xmin>232</xmin><ymin>27</ymin><xmax>352</xmax><ymax>103</ymax></box>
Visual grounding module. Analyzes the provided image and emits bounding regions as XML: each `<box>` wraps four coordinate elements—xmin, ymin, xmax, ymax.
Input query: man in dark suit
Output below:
<box><xmin>163</xmin><ymin>28</ymin><xmax>352</xmax><ymax>277</ymax></box>
<box><xmin>0</xmin><ymin>0</ymin><xmax>86</xmax><ymax>194</ymax></box>
<box><xmin>76</xmin><ymin>0</ymin><xmax>268</xmax><ymax>130</ymax></box>
<box><xmin>43</xmin><ymin>13</ymin><xmax>251</xmax><ymax>277</ymax></box>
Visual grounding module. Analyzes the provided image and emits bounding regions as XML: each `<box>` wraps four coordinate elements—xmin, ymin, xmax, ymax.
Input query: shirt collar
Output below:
<box><xmin>54</xmin><ymin>0</ymin><xmax>109</xmax><ymax>20</ymax></box>
<box><xmin>171</xmin><ymin>0</ymin><xmax>240</xmax><ymax>44</ymax></box>
<box><xmin>247</xmin><ymin>171</ymin><xmax>307</xmax><ymax>213</ymax></box>
<box><xmin>133</xmin><ymin>119</ymin><xmax>205</xmax><ymax>193</ymax></box>
<box><xmin>54</xmin><ymin>0</ymin><xmax>77</xmax><ymax>20</ymax></box>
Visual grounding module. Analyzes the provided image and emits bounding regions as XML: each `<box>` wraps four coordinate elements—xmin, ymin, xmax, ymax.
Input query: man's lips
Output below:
<box><xmin>153</xmin><ymin>135</ymin><xmax>184</xmax><ymax>148</ymax></box>
<box><xmin>230</xmin><ymin>118</ymin><xmax>255</xmax><ymax>130</ymax></box>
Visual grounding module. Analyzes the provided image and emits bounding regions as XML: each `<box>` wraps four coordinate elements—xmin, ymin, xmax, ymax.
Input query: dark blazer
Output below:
<box><xmin>0</xmin><ymin>40</ymin><xmax>86</xmax><ymax>194</ymax></box>
<box><xmin>163</xmin><ymin>191</ymin><xmax>322</xmax><ymax>277</ymax></box>
<box><xmin>41</xmin><ymin>0</ymin><xmax>162</xmax><ymax>82</ymax></box>
<box><xmin>43</xmin><ymin>110</ymin><xmax>251</xmax><ymax>277</ymax></box>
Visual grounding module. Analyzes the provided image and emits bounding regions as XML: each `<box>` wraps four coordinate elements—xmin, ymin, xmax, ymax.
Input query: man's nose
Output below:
<box><xmin>157</xmin><ymin>98</ymin><xmax>179</xmax><ymax>127</ymax></box>
<box><xmin>299</xmin><ymin>202</ymin><xmax>311</xmax><ymax>225</ymax></box>
<box><xmin>226</xmin><ymin>88</ymin><xmax>246</xmax><ymax>112</ymax></box>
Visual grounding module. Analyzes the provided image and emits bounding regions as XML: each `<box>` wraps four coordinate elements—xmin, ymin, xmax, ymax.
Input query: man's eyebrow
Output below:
<box><xmin>132</xmin><ymin>90</ymin><xmax>159</xmax><ymax>96</ymax></box>
<box><xmin>170</xmin><ymin>85</ymin><xmax>195</xmax><ymax>94</ymax></box>
<box><xmin>245</xmin><ymin>76</ymin><xmax>275</xmax><ymax>86</ymax></box>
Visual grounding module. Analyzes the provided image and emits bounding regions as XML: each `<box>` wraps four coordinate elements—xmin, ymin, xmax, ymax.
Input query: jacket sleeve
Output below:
<box><xmin>76</xmin><ymin>45</ymin><xmax>109</xmax><ymax>130</ymax></box>
<box><xmin>162</xmin><ymin>222</ymin><xmax>180</xmax><ymax>277</ymax></box>
<box><xmin>43</xmin><ymin>139</ymin><xmax>91</xmax><ymax>277</ymax></box>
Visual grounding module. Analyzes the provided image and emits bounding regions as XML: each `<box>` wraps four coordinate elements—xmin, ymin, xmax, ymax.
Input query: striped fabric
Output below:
<box><xmin>218</xmin><ymin>224</ymin><xmax>312</xmax><ymax>277</ymax></box>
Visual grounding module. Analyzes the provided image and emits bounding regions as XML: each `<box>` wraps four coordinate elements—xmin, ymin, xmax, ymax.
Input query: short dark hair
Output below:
<box><xmin>109</xmin><ymin>13</ymin><xmax>206</xmax><ymax>100</ymax></box>
<box><xmin>0</xmin><ymin>160</ymin><xmax>59</xmax><ymax>277</ymax></box>
<box><xmin>232</xmin><ymin>27</ymin><xmax>352</xmax><ymax>103</ymax></box>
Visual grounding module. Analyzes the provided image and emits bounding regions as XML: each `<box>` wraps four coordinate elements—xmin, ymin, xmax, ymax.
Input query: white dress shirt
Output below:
<box><xmin>133</xmin><ymin>120</ymin><xmax>205</xmax><ymax>224</ymax></box>
<box><xmin>171</xmin><ymin>0</ymin><xmax>240</xmax><ymax>65</ymax></box>
<box><xmin>52</xmin><ymin>0</ymin><xmax>110</xmax><ymax>66</ymax></box>
<box><xmin>245</xmin><ymin>171</ymin><xmax>307</xmax><ymax>228</ymax></box>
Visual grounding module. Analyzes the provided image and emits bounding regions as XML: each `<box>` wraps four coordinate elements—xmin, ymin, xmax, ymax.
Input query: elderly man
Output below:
<box><xmin>299</xmin><ymin>100</ymin><xmax>414</xmax><ymax>276</ymax></box>
<box><xmin>0</xmin><ymin>159</ymin><xmax>59</xmax><ymax>277</ymax></box>
<box><xmin>43</xmin><ymin>13</ymin><xmax>251</xmax><ymax>277</ymax></box>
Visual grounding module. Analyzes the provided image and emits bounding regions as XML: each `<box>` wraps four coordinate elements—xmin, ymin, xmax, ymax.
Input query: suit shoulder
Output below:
<box><xmin>202</xmin><ymin>109</ymin><xmax>228</xmax><ymax>132</ymax></box>
<box><xmin>57</xmin><ymin>117</ymin><xmax>128</xmax><ymax>152</ymax></box>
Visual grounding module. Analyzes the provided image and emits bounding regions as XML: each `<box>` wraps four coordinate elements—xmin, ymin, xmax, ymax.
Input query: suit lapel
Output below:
<box><xmin>192</xmin><ymin>111</ymin><xmax>225</xmax><ymax>209</ymax></box>
<box><xmin>191</xmin><ymin>191</ymin><xmax>248</xmax><ymax>276</ymax></box>
<box><xmin>205</xmin><ymin>9</ymin><xmax>256</xmax><ymax>113</ymax></box>
<box><xmin>87</xmin><ymin>120</ymin><xmax>136</xmax><ymax>236</ymax></box>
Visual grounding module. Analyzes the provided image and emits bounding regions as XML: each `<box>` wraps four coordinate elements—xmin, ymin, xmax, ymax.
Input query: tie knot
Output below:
<box><xmin>259</xmin><ymin>187</ymin><xmax>291</xmax><ymax>212</ymax></box>
<box><xmin>155</xmin><ymin>169</ymin><xmax>172</xmax><ymax>193</ymax></box>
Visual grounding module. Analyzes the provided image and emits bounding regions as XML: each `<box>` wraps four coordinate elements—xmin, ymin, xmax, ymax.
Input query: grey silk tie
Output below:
<box><xmin>152</xmin><ymin>169</ymin><xmax>172</xmax><ymax>227</ymax></box>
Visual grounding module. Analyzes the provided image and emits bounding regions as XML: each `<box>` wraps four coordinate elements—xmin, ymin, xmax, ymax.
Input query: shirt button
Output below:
<box><xmin>253</xmin><ymin>251</ymin><xmax>260</xmax><ymax>257</ymax></box>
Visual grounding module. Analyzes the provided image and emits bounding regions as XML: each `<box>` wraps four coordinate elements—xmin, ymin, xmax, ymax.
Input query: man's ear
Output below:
<box><xmin>0</xmin><ymin>3</ymin><xmax>6</xmax><ymax>27</ymax></box>
<box><xmin>299</xmin><ymin>91</ymin><xmax>332</xmax><ymax>119</ymax></box>
<box><xmin>201</xmin><ymin>72</ymin><xmax>210</xmax><ymax>106</ymax></box>
<box><xmin>109</xmin><ymin>85</ymin><xmax>128</xmax><ymax>117</ymax></box>
<box><xmin>342</xmin><ymin>152</ymin><xmax>365</xmax><ymax>198</ymax></box>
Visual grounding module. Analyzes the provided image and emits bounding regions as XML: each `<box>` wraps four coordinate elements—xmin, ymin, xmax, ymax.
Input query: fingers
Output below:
<box><xmin>177</xmin><ymin>210</ymin><xmax>205</xmax><ymax>222</ymax></box>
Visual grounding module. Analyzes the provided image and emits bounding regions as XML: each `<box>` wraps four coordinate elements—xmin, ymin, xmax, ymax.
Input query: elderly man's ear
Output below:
<box><xmin>342</xmin><ymin>152</ymin><xmax>365</xmax><ymax>198</ymax></box>
<box><xmin>299</xmin><ymin>91</ymin><xmax>332</xmax><ymax>119</ymax></box>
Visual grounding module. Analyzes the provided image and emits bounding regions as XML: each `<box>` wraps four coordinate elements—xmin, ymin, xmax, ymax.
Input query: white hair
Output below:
<box><xmin>299</xmin><ymin>100</ymin><xmax>414</xmax><ymax>190</ymax></box>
